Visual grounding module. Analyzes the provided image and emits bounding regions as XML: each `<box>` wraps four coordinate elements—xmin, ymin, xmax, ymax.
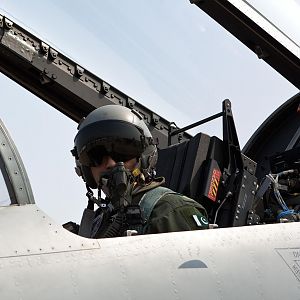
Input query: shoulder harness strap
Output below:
<box><xmin>138</xmin><ymin>186</ymin><xmax>178</xmax><ymax>234</ymax></box>
<box><xmin>139</xmin><ymin>186</ymin><xmax>174</xmax><ymax>221</ymax></box>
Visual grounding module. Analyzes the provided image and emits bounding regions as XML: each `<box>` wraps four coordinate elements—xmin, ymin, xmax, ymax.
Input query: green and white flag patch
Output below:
<box><xmin>193</xmin><ymin>214</ymin><xmax>209</xmax><ymax>227</ymax></box>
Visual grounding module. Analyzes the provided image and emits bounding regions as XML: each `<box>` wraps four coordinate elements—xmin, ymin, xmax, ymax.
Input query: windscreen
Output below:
<box><xmin>247</xmin><ymin>0</ymin><xmax>300</xmax><ymax>46</ymax></box>
<box><xmin>0</xmin><ymin>1</ymin><xmax>298</xmax><ymax>223</ymax></box>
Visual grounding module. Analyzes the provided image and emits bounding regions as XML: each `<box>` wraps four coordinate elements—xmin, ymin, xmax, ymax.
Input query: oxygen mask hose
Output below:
<box><xmin>112</xmin><ymin>162</ymin><xmax>129</xmax><ymax>196</ymax></box>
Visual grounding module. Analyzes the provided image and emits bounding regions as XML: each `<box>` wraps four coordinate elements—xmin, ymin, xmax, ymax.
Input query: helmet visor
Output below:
<box><xmin>78</xmin><ymin>138</ymin><xmax>143</xmax><ymax>167</ymax></box>
<box><xmin>74</xmin><ymin>119</ymin><xmax>152</xmax><ymax>166</ymax></box>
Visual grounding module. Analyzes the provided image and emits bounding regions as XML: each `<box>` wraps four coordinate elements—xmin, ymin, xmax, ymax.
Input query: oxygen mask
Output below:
<box><xmin>99</xmin><ymin>162</ymin><xmax>135</xmax><ymax>210</ymax></box>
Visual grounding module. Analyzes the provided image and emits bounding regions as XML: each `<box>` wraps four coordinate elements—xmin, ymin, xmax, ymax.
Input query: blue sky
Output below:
<box><xmin>0</xmin><ymin>1</ymin><xmax>298</xmax><ymax>223</ymax></box>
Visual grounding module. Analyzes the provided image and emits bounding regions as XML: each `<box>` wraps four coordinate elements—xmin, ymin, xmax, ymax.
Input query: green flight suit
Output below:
<box><xmin>65</xmin><ymin>177</ymin><xmax>209</xmax><ymax>237</ymax></box>
<box><xmin>132</xmin><ymin>178</ymin><xmax>209</xmax><ymax>234</ymax></box>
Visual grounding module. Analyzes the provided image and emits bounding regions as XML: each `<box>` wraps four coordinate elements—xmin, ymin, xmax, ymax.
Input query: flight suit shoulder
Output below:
<box><xmin>144</xmin><ymin>192</ymin><xmax>209</xmax><ymax>234</ymax></box>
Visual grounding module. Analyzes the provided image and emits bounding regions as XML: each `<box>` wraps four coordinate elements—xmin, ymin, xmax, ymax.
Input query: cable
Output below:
<box><xmin>276</xmin><ymin>209</ymin><xmax>295</xmax><ymax>220</ymax></box>
<box><xmin>267</xmin><ymin>172</ymin><xmax>299</xmax><ymax>221</ymax></box>
<box><xmin>213</xmin><ymin>191</ymin><xmax>232</xmax><ymax>225</ymax></box>
<box><xmin>266</xmin><ymin>174</ymin><xmax>289</xmax><ymax>211</ymax></box>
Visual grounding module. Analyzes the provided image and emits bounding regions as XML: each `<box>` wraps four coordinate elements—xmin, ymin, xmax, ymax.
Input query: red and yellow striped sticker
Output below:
<box><xmin>208</xmin><ymin>168</ymin><xmax>221</xmax><ymax>202</ymax></box>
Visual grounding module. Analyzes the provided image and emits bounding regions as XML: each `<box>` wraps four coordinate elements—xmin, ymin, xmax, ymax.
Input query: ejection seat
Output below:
<box><xmin>156</xmin><ymin>133</ymin><xmax>223</xmax><ymax>198</ymax></box>
<box><xmin>156</xmin><ymin>100</ymin><xmax>258</xmax><ymax>228</ymax></box>
<box><xmin>156</xmin><ymin>133</ymin><xmax>225</xmax><ymax>224</ymax></box>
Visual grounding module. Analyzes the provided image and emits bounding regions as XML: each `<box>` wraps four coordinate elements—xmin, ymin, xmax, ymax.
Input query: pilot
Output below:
<box><xmin>69</xmin><ymin>105</ymin><xmax>209</xmax><ymax>238</ymax></box>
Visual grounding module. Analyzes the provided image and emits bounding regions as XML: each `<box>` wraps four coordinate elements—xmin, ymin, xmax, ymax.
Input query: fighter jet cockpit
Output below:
<box><xmin>0</xmin><ymin>1</ymin><xmax>299</xmax><ymax>299</ymax></box>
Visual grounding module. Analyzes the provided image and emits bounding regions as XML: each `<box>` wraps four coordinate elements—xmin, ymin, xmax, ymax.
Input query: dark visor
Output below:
<box><xmin>78</xmin><ymin>139</ymin><xmax>143</xmax><ymax>167</ymax></box>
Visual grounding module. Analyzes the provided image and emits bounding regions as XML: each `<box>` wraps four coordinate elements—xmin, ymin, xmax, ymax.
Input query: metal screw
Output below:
<box><xmin>5</xmin><ymin>19</ymin><xmax>13</xmax><ymax>29</ymax></box>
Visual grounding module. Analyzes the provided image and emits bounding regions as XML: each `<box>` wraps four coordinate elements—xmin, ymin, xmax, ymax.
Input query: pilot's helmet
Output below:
<box><xmin>72</xmin><ymin>105</ymin><xmax>157</xmax><ymax>188</ymax></box>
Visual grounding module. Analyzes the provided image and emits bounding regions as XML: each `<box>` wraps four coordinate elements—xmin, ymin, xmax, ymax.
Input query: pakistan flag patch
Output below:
<box><xmin>192</xmin><ymin>214</ymin><xmax>209</xmax><ymax>227</ymax></box>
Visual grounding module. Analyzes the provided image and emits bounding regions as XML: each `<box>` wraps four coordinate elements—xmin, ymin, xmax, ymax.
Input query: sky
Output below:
<box><xmin>0</xmin><ymin>0</ymin><xmax>298</xmax><ymax>224</ymax></box>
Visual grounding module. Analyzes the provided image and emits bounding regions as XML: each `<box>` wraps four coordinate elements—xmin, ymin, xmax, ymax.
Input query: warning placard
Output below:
<box><xmin>276</xmin><ymin>247</ymin><xmax>300</xmax><ymax>282</ymax></box>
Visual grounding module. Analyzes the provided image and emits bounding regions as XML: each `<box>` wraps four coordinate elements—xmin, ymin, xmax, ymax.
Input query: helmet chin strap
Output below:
<box><xmin>85</xmin><ymin>183</ymin><xmax>106</xmax><ymax>209</ymax></box>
